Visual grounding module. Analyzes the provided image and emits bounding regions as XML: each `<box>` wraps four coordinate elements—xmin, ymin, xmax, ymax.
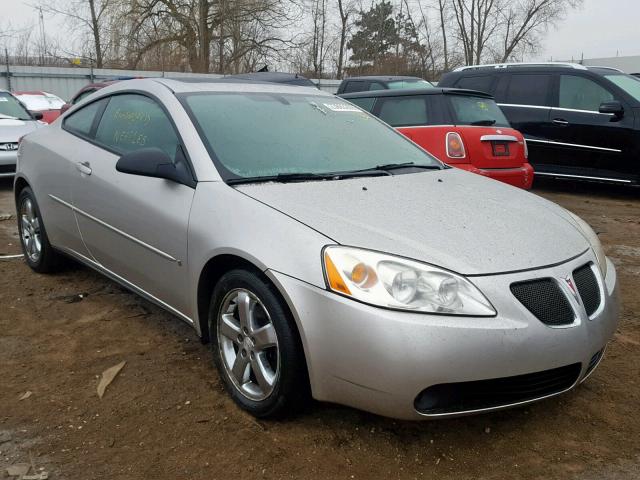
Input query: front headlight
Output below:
<box><xmin>567</xmin><ymin>212</ymin><xmax>607</xmax><ymax>278</ymax></box>
<box><xmin>323</xmin><ymin>246</ymin><xmax>495</xmax><ymax>316</ymax></box>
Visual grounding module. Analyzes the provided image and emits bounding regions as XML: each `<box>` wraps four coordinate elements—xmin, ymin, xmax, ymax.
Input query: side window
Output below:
<box><xmin>455</xmin><ymin>75</ymin><xmax>494</xmax><ymax>94</ymax></box>
<box><xmin>73</xmin><ymin>89</ymin><xmax>96</xmax><ymax>105</ymax></box>
<box><xmin>505</xmin><ymin>74</ymin><xmax>551</xmax><ymax>106</ymax></box>
<box><xmin>377</xmin><ymin>96</ymin><xmax>428</xmax><ymax>127</ymax></box>
<box><xmin>94</xmin><ymin>94</ymin><xmax>179</xmax><ymax>160</ymax></box>
<box><xmin>348</xmin><ymin>97</ymin><xmax>376</xmax><ymax>112</ymax></box>
<box><xmin>559</xmin><ymin>75</ymin><xmax>614</xmax><ymax>111</ymax></box>
<box><xmin>343</xmin><ymin>81</ymin><xmax>365</xmax><ymax>93</ymax></box>
<box><xmin>368</xmin><ymin>81</ymin><xmax>386</xmax><ymax>91</ymax></box>
<box><xmin>63</xmin><ymin>98</ymin><xmax>107</xmax><ymax>137</ymax></box>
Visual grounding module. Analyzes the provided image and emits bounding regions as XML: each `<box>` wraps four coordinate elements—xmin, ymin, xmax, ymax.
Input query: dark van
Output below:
<box><xmin>439</xmin><ymin>63</ymin><xmax>640</xmax><ymax>186</ymax></box>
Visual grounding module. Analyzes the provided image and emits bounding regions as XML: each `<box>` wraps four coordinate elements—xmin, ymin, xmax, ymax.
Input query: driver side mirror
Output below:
<box><xmin>30</xmin><ymin>111</ymin><xmax>44</xmax><ymax>121</ymax></box>
<box><xmin>116</xmin><ymin>147</ymin><xmax>195</xmax><ymax>187</ymax></box>
<box><xmin>599</xmin><ymin>101</ymin><xmax>624</xmax><ymax>119</ymax></box>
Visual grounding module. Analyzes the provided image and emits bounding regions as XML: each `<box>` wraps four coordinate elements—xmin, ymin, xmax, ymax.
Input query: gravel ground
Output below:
<box><xmin>1</xmin><ymin>177</ymin><xmax>638</xmax><ymax>480</ymax></box>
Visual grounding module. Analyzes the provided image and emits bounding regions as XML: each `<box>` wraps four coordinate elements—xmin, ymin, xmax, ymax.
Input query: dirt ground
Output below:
<box><xmin>1</xmin><ymin>177</ymin><xmax>638</xmax><ymax>480</ymax></box>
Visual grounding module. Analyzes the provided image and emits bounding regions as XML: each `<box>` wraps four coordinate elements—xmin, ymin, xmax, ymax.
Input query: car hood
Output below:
<box><xmin>236</xmin><ymin>168</ymin><xmax>590</xmax><ymax>276</ymax></box>
<box><xmin>0</xmin><ymin>119</ymin><xmax>40</xmax><ymax>143</ymax></box>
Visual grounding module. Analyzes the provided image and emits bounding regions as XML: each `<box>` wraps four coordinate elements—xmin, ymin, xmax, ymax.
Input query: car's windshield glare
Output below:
<box><xmin>448</xmin><ymin>95</ymin><xmax>510</xmax><ymax>127</ymax></box>
<box><xmin>387</xmin><ymin>80</ymin><xmax>432</xmax><ymax>90</ymax></box>
<box><xmin>0</xmin><ymin>93</ymin><xmax>32</xmax><ymax>120</ymax></box>
<box><xmin>605</xmin><ymin>74</ymin><xmax>640</xmax><ymax>102</ymax></box>
<box><xmin>183</xmin><ymin>92</ymin><xmax>442</xmax><ymax>180</ymax></box>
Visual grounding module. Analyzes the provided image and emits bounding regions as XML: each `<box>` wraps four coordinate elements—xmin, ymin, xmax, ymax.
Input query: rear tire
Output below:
<box><xmin>209</xmin><ymin>268</ymin><xmax>308</xmax><ymax>418</ymax></box>
<box><xmin>17</xmin><ymin>187</ymin><xmax>64</xmax><ymax>273</ymax></box>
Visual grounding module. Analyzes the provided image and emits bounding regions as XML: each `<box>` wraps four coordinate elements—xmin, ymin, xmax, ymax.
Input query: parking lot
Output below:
<box><xmin>0</xmin><ymin>177</ymin><xmax>638</xmax><ymax>479</ymax></box>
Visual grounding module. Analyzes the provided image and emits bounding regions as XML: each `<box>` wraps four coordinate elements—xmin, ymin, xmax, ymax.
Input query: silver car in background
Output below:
<box><xmin>14</xmin><ymin>79</ymin><xmax>619</xmax><ymax>420</ymax></box>
<box><xmin>1</xmin><ymin>90</ymin><xmax>42</xmax><ymax>177</ymax></box>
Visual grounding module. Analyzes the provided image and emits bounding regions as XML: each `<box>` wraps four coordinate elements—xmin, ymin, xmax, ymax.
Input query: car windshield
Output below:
<box><xmin>182</xmin><ymin>92</ymin><xmax>442</xmax><ymax>180</ymax></box>
<box><xmin>605</xmin><ymin>74</ymin><xmax>640</xmax><ymax>102</ymax></box>
<box><xmin>447</xmin><ymin>95</ymin><xmax>510</xmax><ymax>127</ymax></box>
<box><xmin>0</xmin><ymin>92</ymin><xmax>32</xmax><ymax>120</ymax></box>
<box><xmin>387</xmin><ymin>79</ymin><xmax>432</xmax><ymax>90</ymax></box>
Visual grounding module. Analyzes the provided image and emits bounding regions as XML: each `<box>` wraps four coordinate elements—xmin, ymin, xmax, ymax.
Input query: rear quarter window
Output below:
<box><xmin>342</xmin><ymin>81</ymin><xmax>366</xmax><ymax>93</ymax></box>
<box><xmin>454</xmin><ymin>75</ymin><xmax>495</xmax><ymax>94</ymax></box>
<box><xmin>63</xmin><ymin>98</ymin><xmax>107</xmax><ymax>138</ymax></box>
<box><xmin>376</xmin><ymin>96</ymin><xmax>429</xmax><ymax>127</ymax></box>
<box><xmin>347</xmin><ymin>97</ymin><xmax>376</xmax><ymax>112</ymax></box>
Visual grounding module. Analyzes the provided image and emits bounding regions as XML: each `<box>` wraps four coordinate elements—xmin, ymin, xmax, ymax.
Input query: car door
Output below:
<box><xmin>547</xmin><ymin>73</ymin><xmax>635</xmax><ymax>180</ymax></box>
<box><xmin>494</xmin><ymin>73</ymin><xmax>553</xmax><ymax>171</ymax></box>
<box><xmin>71</xmin><ymin>93</ymin><xmax>196</xmax><ymax>320</ymax></box>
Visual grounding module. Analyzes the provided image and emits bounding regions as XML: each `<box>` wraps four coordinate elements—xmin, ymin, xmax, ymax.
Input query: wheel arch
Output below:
<box><xmin>13</xmin><ymin>175</ymin><xmax>30</xmax><ymax>203</ymax></box>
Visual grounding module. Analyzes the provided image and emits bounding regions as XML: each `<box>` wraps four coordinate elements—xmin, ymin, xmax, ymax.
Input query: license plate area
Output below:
<box><xmin>492</xmin><ymin>141</ymin><xmax>510</xmax><ymax>157</ymax></box>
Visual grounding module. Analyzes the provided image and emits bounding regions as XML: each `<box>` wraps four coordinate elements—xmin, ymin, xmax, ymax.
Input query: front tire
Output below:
<box><xmin>209</xmin><ymin>268</ymin><xmax>308</xmax><ymax>418</ymax></box>
<box><xmin>17</xmin><ymin>187</ymin><xmax>64</xmax><ymax>273</ymax></box>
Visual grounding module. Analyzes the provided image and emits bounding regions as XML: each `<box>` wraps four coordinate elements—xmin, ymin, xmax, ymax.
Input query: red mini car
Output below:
<box><xmin>340</xmin><ymin>88</ymin><xmax>534</xmax><ymax>189</ymax></box>
<box><xmin>13</xmin><ymin>91</ymin><xmax>66</xmax><ymax>124</ymax></box>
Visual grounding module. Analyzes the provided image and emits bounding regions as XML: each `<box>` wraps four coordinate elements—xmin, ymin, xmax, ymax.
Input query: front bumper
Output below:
<box><xmin>455</xmin><ymin>163</ymin><xmax>534</xmax><ymax>190</ymax></box>
<box><xmin>269</xmin><ymin>251</ymin><xmax>619</xmax><ymax>420</ymax></box>
<box><xmin>0</xmin><ymin>151</ymin><xmax>17</xmax><ymax>177</ymax></box>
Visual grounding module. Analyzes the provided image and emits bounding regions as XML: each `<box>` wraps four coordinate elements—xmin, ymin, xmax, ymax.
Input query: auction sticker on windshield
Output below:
<box><xmin>323</xmin><ymin>103</ymin><xmax>360</xmax><ymax>112</ymax></box>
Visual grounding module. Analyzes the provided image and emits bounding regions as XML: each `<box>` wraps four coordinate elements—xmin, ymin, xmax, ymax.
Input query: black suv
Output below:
<box><xmin>337</xmin><ymin>76</ymin><xmax>432</xmax><ymax>94</ymax></box>
<box><xmin>439</xmin><ymin>63</ymin><xmax>640</xmax><ymax>186</ymax></box>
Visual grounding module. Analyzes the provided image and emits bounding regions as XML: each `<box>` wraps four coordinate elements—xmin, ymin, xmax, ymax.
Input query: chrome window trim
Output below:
<box><xmin>525</xmin><ymin>138</ymin><xmax>622</xmax><ymax>153</ymax></box>
<box><xmin>48</xmin><ymin>194</ymin><xmax>181</xmax><ymax>264</ymax></box>
<box><xmin>551</xmin><ymin>106</ymin><xmax>615</xmax><ymax>115</ymax></box>
<box><xmin>497</xmin><ymin>103</ymin><xmax>550</xmax><ymax>110</ymax></box>
<box><xmin>534</xmin><ymin>172</ymin><xmax>632</xmax><ymax>184</ymax></box>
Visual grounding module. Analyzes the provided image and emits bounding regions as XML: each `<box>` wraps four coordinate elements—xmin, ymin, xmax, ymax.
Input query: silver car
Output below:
<box><xmin>1</xmin><ymin>90</ymin><xmax>42</xmax><ymax>178</ymax></box>
<box><xmin>14</xmin><ymin>79</ymin><xmax>619</xmax><ymax>420</ymax></box>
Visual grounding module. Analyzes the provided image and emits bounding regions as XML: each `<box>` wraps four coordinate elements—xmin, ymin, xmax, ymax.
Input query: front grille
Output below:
<box><xmin>573</xmin><ymin>263</ymin><xmax>601</xmax><ymax>316</ymax></box>
<box><xmin>511</xmin><ymin>278</ymin><xmax>574</xmax><ymax>326</ymax></box>
<box><xmin>0</xmin><ymin>164</ymin><xmax>16</xmax><ymax>174</ymax></box>
<box><xmin>414</xmin><ymin>363</ymin><xmax>582</xmax><ymax>415</ymax></box>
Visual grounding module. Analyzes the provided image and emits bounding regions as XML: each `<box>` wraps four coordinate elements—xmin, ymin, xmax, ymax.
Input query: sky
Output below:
<box><xmin>4</xmin><ymin>0</ymin><xmax>640</xmax><ymax>63</ymax></box>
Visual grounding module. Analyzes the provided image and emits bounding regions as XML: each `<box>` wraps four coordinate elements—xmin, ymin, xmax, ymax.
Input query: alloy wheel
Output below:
<box><xmin>217</xmin><ymin>288</ymin><xmax>280</xmax><ymax>401</ymax></box>
<box><xmin>20</xmin><ymin>197</ymin><xmax>42</xmax><ymax>263</ymax></box>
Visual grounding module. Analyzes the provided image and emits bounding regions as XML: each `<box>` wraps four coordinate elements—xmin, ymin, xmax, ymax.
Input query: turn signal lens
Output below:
<box><xmin>446</xmin><ymin>132</ymin><xmax>466</xmax><ymax>158</ymax></box>
<box><xmin>324</xmin><ymin>252</ymin><xmax>351</xmax><ymax>295</ymax></box>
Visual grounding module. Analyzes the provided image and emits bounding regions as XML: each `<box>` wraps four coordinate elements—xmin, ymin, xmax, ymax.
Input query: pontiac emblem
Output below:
<box><xmin>564</xmin><ymin>276</ymin><xmax>580</xmax><ymax>303</ymax></box>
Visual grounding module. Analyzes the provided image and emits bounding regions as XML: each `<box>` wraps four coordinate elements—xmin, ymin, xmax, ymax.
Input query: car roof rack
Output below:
<box><xmin>586</xmin><ymin>66</ymin><xmax>624</xmax><ymax>73</ymax></box>
<box><xmin>454</xmin><ymin>62</ymin><xmax>588</xmax><ymax>72</ymax></box>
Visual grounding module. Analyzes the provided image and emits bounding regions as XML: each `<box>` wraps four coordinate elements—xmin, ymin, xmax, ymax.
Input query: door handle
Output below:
<box><xmin>76</xmin><ymin>161</ymin><xmax>92</xmax><ymax>175</ymax></box>
<box><xmin>552</xmin><ymin>118</ymin><xmax>570</xmax><ymax>126</ymax></box>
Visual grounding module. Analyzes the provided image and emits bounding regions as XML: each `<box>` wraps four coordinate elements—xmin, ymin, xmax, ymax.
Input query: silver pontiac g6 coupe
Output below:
<box><xmin>14</xmin><ymin>79</ymin><xmax>619</xmax><ymax>420</ymax></box>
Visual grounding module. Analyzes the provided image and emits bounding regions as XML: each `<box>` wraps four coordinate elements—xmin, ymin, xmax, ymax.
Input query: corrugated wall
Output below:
<box><xmin>0</xmin><ymin>65</ymin><xmax>341</xmax><ymax>100</ymax></box>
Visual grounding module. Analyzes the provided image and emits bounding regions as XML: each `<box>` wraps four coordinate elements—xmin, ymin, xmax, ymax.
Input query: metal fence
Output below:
<box><xmin>0</xmin><ymin>65</ymin><xmax>341</xmax><ymax>100</ymax></box>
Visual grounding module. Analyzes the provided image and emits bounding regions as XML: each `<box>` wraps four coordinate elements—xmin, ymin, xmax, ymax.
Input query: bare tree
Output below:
<box><xmin>336</xmin><ymin>0</ymin><xmax>355</xmax><ymax>79</ymax></box>
<box><xmin>36</xmin><ymin>0</ymin><xmax>115</xmax><ymax>67</ymax></box>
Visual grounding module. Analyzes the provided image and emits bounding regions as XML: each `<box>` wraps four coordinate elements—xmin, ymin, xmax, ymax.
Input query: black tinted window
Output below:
<box><xmin>348</xmin><ymin>97</ymin><xmax>376</xmax><ymax>111</ymax></box>
<box><xmin>63</xmin><ymin>99</ymin><xmax>106</xmax><ymax>137</ymax></box>
<box><xmin>377</xmin><ymin>96</ymin><xmax>428</xmax><ymax>126</ymax></box>
<box><xmin>95</xmin><ymin>94</ymin><xmax>179</xmax><ymax>159</ymax></box>
<box><xmin>368</xmin><ymin>81</ymin><xmax>386</xmax><ymax>91</ymax></box>
<box><xmin>505</xmin><ymin>74</ymin><xmax>551</xmax><ymax>106</ymax></box>
<box><xmin>455</xmin><ymin>75</ymin><xmax>494</xmax><ymax>94</ymax></box>
<box><xmin>343</xmin><ymin>81</ymin><xmax>365</xmax><ymax>93</ymax></box>
<box><xmin>559</xmin><ymin>75</ymin><xmax>614</xmax><ymax>111</ymax></box>
<box><xmin>73</xmin><ymin>89</ymin><xmax>97</xmax><ymax>104</ymax></box>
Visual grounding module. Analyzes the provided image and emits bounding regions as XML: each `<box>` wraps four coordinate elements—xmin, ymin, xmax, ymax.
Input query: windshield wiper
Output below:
<box><xmin>343</xmin><ymin>162</ymin><xmax>443</xmax><ymax>176</ymax></box>
<box><xmin>0</xmin><ymin>114</ymin><xmax>19</xmax><ymax>120</ymax></box>
<box><xmin>227</xmin><ymin>172</ymin><xmax>335</xmax><ymax>185</ymax></box>
<box><xmin>470</xmin><ymin>119</ymin><xmax>496</xmax><ymax>126</ymax></box>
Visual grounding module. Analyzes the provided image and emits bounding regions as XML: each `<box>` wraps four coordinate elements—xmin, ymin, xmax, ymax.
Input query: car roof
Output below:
<box><xmin>341</xmin><ymin>75</ymin><xmax>425</xmax><ymax>82</ymax></box>
<box><xmin>223</xmin><ymin>72</ymin><xmax>316</xmax><ymax>87</ymax></box>
<box><xmin>13</xmin><ymin>91</ymin><xmax>47</xmax><ymax>95</ymax></box>
<box><xmin>148</xmin><ymin>77</ymin><xmax>330</xmax><ymax>96</ymax></box>
<box><xmin>448</xmin><ymin>63</ymin><xmax>628</xmax><ymax>76</ymax></box>
<box><xmin>340</xmin><ymin>87</ymin><xmax>493</xmax><ymax>99</ymax></box>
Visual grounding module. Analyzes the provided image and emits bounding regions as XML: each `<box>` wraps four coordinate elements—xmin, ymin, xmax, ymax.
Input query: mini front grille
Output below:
<box><xmin>511</xmin><ymin>278</ymin><xmax>574</xmax><ymax>326</ymax></box>
<box><xmin>573</xmin><ymin>264</ymin><xmax>601</xmax><ymax>316</ymax></box>
<box><xmin>414</xmin><ymin>363</ymin><xmax>582</xmax><ymax>415</ymax></box>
